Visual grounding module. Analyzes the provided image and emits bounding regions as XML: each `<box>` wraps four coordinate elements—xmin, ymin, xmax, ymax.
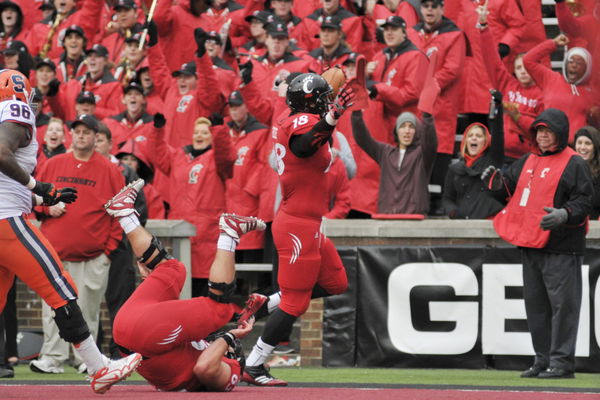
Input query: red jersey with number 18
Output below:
<box><xmin>275</xmin><ymin>112</ymin><xmax>333</xmax><ymax>220</ymax></box>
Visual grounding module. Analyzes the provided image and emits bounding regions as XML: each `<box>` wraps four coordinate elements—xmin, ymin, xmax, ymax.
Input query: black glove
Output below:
<box><xmin>47</xmin><ymin>78</ymin><xmax>60</xmax><ymax>97</ymax></box>
<box><xmin>481</xmin><ymin>165</ymin><xmax>504</xmax><ymax>191</ymax></box>
<box><xmin>209</xmin><ymin>113</ymin><xmax>224</xmax><ymax>126</ymax></box>
<box><xmin>488</xmin><ymin>89</ymin><xmax>502</xmax><ymax>119</ymax></box>
<box><xmin>194</xmin><ymin>27</ymin><xmax>208</xmax><ymax>57</ymax></box>
<box><xmin>238</xmin><ymin>59</ymin><xmax>253</xmax><ymax>85</ymax></box>
<box><xmin>540</xmin><ymin>207</ymin><xmax>568</xmax><ymax>230</ymax></box>
<box><xmin>490</xmin><ymin>89</ymin><xmax>502</xmax><ymax>105</ymax></box>
<box><xmin>146</xmin><ymin>21</ymin><xmax>158</xmax><ymax>47</ymax></box>
<box><xmin>153</xmin><ymin>112</ymin><xmax>166</xmax><ymax>128</ymax></box>
<box><xmin>32</xmin><ymin>181</ymin><xmax>77</xmax><ymax>206</ymax></box>
<box><xmin>366</xmin><ymin>80</ymin><xmax>378</xmax><ymax>99</ymax></box>
<box><xmin>498</xmin><ymin>43</ymin><xmax>510</xmax><ymax>59</ymax></box>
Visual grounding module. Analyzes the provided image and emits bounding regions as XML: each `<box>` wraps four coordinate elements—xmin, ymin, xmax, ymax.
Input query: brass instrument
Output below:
<box><xmin>120</xmin><ymin>59</ymin><xmax>135</xmax><ymax>87</ymax></box>
<box><xmin>40</xmin><ymin>12</ymin><xmax>65</xmax><ymax>59</ymax></box>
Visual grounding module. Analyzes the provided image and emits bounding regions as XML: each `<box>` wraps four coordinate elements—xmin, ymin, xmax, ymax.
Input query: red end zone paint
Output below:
<box><xmin>0</xmin><ymin>385</ymin><xmax>599</xmax><ymax>400</ymax></box>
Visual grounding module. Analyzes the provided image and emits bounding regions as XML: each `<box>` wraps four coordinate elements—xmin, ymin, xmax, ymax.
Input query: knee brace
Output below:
<box><xmin>138</xmin><ymin>236</ymin><xmax>173</xmax><ymax>270</ymax></box>
<box><xmin>207</xmin><ymin>280</ymin><xmax>236</xmax><ymax>303</ymax></box>
<box><xmin>53</xmin><ymin>301</ymin><xmax>90</xmax><ymax>344</ymax></box>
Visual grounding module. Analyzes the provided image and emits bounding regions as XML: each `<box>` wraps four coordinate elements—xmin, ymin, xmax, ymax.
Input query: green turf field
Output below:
<box><xmin>5</xmin><ymin>365</ymin><xmax>600</xmax><ymax>389</ymax></box>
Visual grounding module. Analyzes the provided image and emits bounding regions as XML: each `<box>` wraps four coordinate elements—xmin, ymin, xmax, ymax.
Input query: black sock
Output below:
<box><xmin>262</xmin><ymin>308</ymin><xmax>297</xmax><ymax>346</ymax></box>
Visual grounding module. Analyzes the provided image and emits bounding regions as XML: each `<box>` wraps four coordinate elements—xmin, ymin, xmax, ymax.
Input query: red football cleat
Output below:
<box><xmin>242</xmin><ymin>364</ymin><xmax>288</xmax><ymax>386</ymax></box>
<box><xmin>219</xmin><ymin>213</ymin><xmax>266</xmax><ymax>242</ymax></box>
<box><xmin>90</xmin><ymin>352</ymin><xmax>142</xmax><ymax>394</ymax></box>
<box><xmin>238</xmin><ymin>293</ymin><xmax>267</xmax><ymax>324</ymax></box>
<box><xmin>104</xmin><ymin>179</ymin><xmax>144</xmax><ymax>217</ymax></box>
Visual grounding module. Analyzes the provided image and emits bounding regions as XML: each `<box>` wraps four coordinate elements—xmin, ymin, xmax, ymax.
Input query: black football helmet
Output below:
<box><xmin>286</xmin><ymin>73</ymin><xmax>332</xmax><ymax>115</ymax></box>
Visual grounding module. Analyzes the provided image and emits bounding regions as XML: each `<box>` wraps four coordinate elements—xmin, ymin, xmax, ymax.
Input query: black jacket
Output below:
<box><xmin>443</xmin><ymin>103</ymin><xmax>505</xmax><ymax>219</ymax></box>
<box><xmin>503</xmin><ymin>108</ymin><xmax>593</xmax><ymax>254</ymax></box>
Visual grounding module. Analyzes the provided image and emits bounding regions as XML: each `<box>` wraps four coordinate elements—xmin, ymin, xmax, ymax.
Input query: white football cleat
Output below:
<box><xmin>219</xmin><ymin>214</ymin><xmax>266</xmax><ymax>243</ymax></box>
<box><xmin>104</xmin><ymin>179</ymin><xmax>145</xmax><ymax>217</ymax></box>
<box><xmin>90</xmin><ymin>352</ymin><xmax>142</xmax><ymax>394</ymax></box>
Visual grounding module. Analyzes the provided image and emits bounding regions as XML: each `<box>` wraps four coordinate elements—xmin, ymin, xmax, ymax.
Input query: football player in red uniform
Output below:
<box><xmin>105</xmin><ymin>179</ymin><xmax>268</xmax><ymax>392</ymax></box>
<box><xmin>242</xmin><ymin>73</ymin><xmax>353</xmax><ymax>386</ymax></box>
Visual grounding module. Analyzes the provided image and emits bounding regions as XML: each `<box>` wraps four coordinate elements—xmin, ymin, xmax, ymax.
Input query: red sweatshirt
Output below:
<box><xmin>480</xmin><ymin>28</ymin><xmax>541</xmax><ymax>159</ymax></box>
<box><xmin>35</xmin><ymin>152</ymin><xmax>124</xmax><ymax>261</ymax></box>
<box><xmin>523</xmin><ymin>40</ymin><xmax>593</xmax><ymax>142</ymax></box>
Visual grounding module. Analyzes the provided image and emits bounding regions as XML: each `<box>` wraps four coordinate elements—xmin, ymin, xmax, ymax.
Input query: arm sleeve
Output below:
<box><xmin>435</xmin><ymin>33</ymin><xmax>466</xmax><ymax>90</ymax></box>
<box><xmin>350</xmin><ymin>110</ymin><xmax>387</xmax><ymax>162</ymax></box>
<box><xmin>148</xmin><ymin>44</ymin><xmax>173</xmax><ymax>99</ymax></box>
<box><xmin>212</xmin><ymin>125</ymin><xmax>236</xmax><ymax>180</ymax></box>
<box><xmin>146</xmin><ymin>127</ymin><xmax>174</xmax><ymax>176</ymax></box>
<box><xmin>562</xmin><ymin>158</ymin><xmax>593</xmax><ymax>225</ymax></box>
<box><xmin>420</xmin><ymin>113</ymin><xmax>438</xmax><ymax>171</ymax></box>
<box><xmin>335</xmin><ymin>131</ymin><xmax>357</xmax><ymax>179</ymax></box>
<box><xmin>153</xmin><ymin>0</ymin><xmax>175</xmax><ymax>34</ymax></box>
<box><xmin>374</xmin><ymin>52</ymin><xmax>427</xmax><ymax>115</ymax></box>
<box><xmin>495</xmin><ymin>0</ymin><xmax>526</xmax><ymax>50</ymax></box>
<box><xmin>47</xmin><ymin>84</ymin><xmax>70</xmax><ymax>122</ymax></box>
<box><xmin>555</xmin><ymin>1</ymin><xmax>584</xmax><ymax>38</ymax></box>
<box><xmin>196</xmin><ymin>53</ymin><xmax>224</xmax><ymax>114</ymax></box>
<box><xmin>240</xmin><ymin>79</ymin><xmax>275</xmax><ymax>126</ymax></box>
<box><xmin>489</xmin><ymin>101</ymin><xmax>505</xmax><ymax>166</ymax></box>
<box><xmin>514</xmin><ymin>109</ymin><xmax>537</xmax><ymax>138</ymax></box>
<box><xmin>324</xmin><ymin>161</ymin><xmax>351</xmax><ymax>219</ymax></box>
<box><xmin>479</xmin><ymin>27</ymin><xmax>514</xmax><ymax>92</ymax></box>
<box><xmin>522</xmin><ymin>40</ymin><xmax>558</xmax><ymax>89</ymax></box>
<box><xmin>289</xmin><ymin>117</ymin><xmax>336</xmax><ymax>158</ymax></box>
<box><xmin>73</xmin><ymin>0</ymin><xmax>104</xmax><ymax>41</ymax></box>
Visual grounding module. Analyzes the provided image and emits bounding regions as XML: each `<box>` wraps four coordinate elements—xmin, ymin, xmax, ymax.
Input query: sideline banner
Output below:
<box><xmin>323</xmin><ymin>245</ymin><xmax>600</xmax><ymax>371</ymax></box>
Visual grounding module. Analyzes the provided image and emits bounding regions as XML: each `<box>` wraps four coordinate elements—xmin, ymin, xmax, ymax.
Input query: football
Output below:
<box><xmin>321</xmin><ymin>67</ymin><xmax>346</xmax><ymax>98</ymax></box>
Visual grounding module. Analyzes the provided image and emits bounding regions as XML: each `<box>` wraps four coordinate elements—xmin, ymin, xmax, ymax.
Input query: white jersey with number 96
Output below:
<box><xmin>0</xmin><ymin>99</ymin><xmax>38</xmax><ymax>219</ymax></box>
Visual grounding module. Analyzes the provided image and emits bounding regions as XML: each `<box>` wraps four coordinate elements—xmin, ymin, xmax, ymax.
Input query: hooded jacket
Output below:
<box><xmin>443</xmin><ymin>120</ymin><xmax>506</xmax><ymax>219</ymax></box>
<box><xmin>523</xmin><ymin>40</ymin><xmax>593</xmax><ymax>142</ymax></box>
<box><xmin>351</xmin><ymin>110</ymin><xmax>437</xmax><ymax>214</ymax></box>
<box><xmin>501</xmin><ymin>108</ymin><xmax>593</xmax><ymax>254</ymax></box>
<box><xmin>0</xmin><ymin>0</ymin><xmax>27</xmax><ymax>45</ymax></box>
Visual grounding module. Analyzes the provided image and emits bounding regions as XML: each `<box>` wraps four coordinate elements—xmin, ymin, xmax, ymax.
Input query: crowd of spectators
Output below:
<box><xmin>0</xmin><ymin>0</ymin><xmax>599</xmax><ymax>372</ymax></box>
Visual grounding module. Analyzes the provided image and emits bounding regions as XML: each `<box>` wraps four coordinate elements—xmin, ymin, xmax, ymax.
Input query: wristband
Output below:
<box><xmin>26</xmin><ymin>176</ymin><xmax>36</xmax><ymax>190</ymax></box>
<box><xmin>33</xmin><ymin>194</ymin><xmax>43</xmax><ymax>206</ymax></box>
<box><xmin>325</xmin><ymin>113</ymin><xmax>338</xmax><ymax>126</ymax></box>
<box><xmin>222</xmin><ymin>332</ymin><xmax>236</xmax><ymax>348</ymax></box>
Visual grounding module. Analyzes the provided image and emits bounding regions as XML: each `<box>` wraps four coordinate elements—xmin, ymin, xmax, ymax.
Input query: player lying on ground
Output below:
<box><xmin>105</xmin><ymin>179</ymin><xmax>267</xmax><ymax>392</ymax></box>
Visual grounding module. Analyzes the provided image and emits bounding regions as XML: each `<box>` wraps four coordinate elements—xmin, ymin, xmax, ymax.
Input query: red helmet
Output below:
<box><xmin>0</xmin><ymin>69</ymin><xmax>33</xmax><ymax>105</ymax></box>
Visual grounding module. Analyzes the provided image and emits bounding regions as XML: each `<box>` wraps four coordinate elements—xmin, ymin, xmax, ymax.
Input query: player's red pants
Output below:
<box><xmin>0</xmin><ymin>215</ymin><xmax>77</xmax><ymax>312</ymax></box>
<box><xmin>273</xmin><ymin>212</ymin><xmax>348</xmax><ymax>317</ymax></box>
<box><xmin>113</xmin><ymin>259</ymin><xmax>237</xmax><ymax>358</ymax></box>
